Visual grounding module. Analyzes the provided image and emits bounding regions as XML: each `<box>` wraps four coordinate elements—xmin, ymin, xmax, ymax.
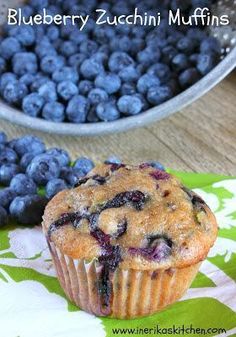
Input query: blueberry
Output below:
<box><xmin>57</xmin><ymin>81</ymin><xmax>78</xmax><ymax>101</ymax></box>
<box><xmin>161</xmin><ymin>45</ymin><xmax>178</xmax><ymax>63</ymax></box>
<box><xmin>129</xmin><ymin>235</ymin><xmax>172</xmax><ymax>262</ymax></box>
<box><xmin>52</xmin><ymin>37</ymin><xmax>63</xmax><ymax>50</ymax></box>
<box><xmin>27</xmin><ymin>154</ymin><xmax>60</xmax><ymax>185</ymax></box>
<box><xmin>120</xmin><ymin>83</ymin><xmax>136</xmax><ymax>96</ymax></box>
<box><xmin>130</xmin><ymin>38</ymin><xmax>145</xmax><ymax>55</ymax></box>
<box><xmin>177</xmin><ymin>37</ymin><xmax>196</xmax><ymax>54</ymax></box>
<box><xmin>147</xmin><ymin>36</ymin><xmax>168</xmax><ymax>49</ymax></box>
<box><xmin>0</xmin><ymin>148</ymin><xmax>18</xmax><ymax>164</ymax></box>
<box><xmin>60</xmin><ymin>41</ymin><xmax>78</xmax><ymax>57</ymax></box>
<box><xmin>47</xmin><ymin>4</ymin><xmax>62</xmax><ymax>16</ymax></box>
<box><xmin>200</xmin><ymin>37</ymin><xmax>221</xmax><ymax>55</ymax></box>
<box><xmin>87</xmin><ymin>106</ymin><xmax>99</xmax><ymax>123</ymax></box>
<box><xmin>96</xmin><ymin>102</ymin><xmax>120</xmax><ymax>122</ymax></box>
<box><xmin>47</xmin><ymin>26</ymin><xmax>60</xmax><ymax>42</ymax></box>
<box><xmin>80</xmin><ymin>59</ymin><xmax>104</xmax><ymax>80</ymax></box>
<box><xmin>21</xmin><ymin>5</ymin><xmax>34</xmax><ymax>18</ymax></box>
<box><xmin>60</xmin><ymin>166</ymin><xmax>79</xmax><ymax>187</ymax></box>
<box><xmin>187</xmin><ymin>28</ymin><xmax>207</xmax><ymax>41</ymax></box>
<box><xmin>10</xmin><ymin>26</ymin><xmax>35</xmax><ymax>47</ymax></box>
<box><xmin>147</xmin><ymin>63</ymin><xmax>171</xmax><ymax>83</ymax></box>
<box><xmin>20</xmin><ymin>153</ymin><xmax>35</xmax><ymax>171</ymax></box>
<box><xmin>66</xmin><ymin>95</ymin><xmax>90</xmax><ymax>123</ymax></box>
<box><xmin>0</xmin><ymin>73</ymin><xmax>17</xmax><ymax>94</ymax></box>
<box><xmin>35</xmin><ymin>39</ymin><xmax>57</xmax><ymax>59</ymax></box>
<box><xmin>147</xmin><ymin>161</ymin><xmax>165</xmax><ymax>171</ymax></box>
<box><xmin>134</xmin><ymin>93</ymin><xmax>149</xmax><ymax>111</ymax></box>
<box><xmin>68</xmin><ymin>53</ymin><xmax>86</xmax><ymax>68</ymax></box>
<box><xmin>146</xmin><ymin>33</ymin><xmax>167</xmax><ymax>50</ymax></box>
<box><xmin>52</xmin><ymin>66</ymin><xmax>79</xmax><ymax>83</ymax></box>
<box><xmin>137</xmin><ymin>47</ymin><xmax>160</xmax><ymax>67</ymax></box>
<box><xmin>31</xmin><ymin>74</ymin><xmax>50</xmax><ymax>91</ymax></box>
<box><xmin>104</xmin><ymin>156</ymin><xmax>122</xmax><ymax>165</ymax></box>
<box><xmin>0</xmin><ymin>164</ymin><xmax>21</xmax><ymax>185</ymax></box>
<box><xmin>95</xmin><ymin>73</ymin><xmax>121</xmax><ymax>94</ymax></box>
<box><xmin>74</xmin><ymin>157</ymin><xmax>95</xmax><ymax>175</ymax></box>
<box><xmin>34</xmin><ymin>26</ymin><xmax>47</xmax><ymax>43</ymax></box>
<box><xmin>179</xmin><ymin>68</ymin><xmax>201</xmax><ymax>89</ymax></box>
<box><xmin>0</xmin><ymin>205</ymin><xmax>8</xmax><ymax>226</ymax></box>
<box><xmin>60</xmin><ymin>20</ymin><xmax>76</xmax><ymax>38</ymax></box>
<box><xmin>38</xmin><ymin>81</ymin><xmax>57</xmax><ymax>102</ymax></box>
<box><xmin>98</xmin><ymin>44</ymin><xmax>110</xmax><ymax>55</ymax></box>
<box><xmin>6</xmin><ymin>139</ymin><xmax>17</xmax><ymax>150</ymax></box>
<box><xmin>137</xmin><ymin>74</ymin><xmax>160</xmax><ymax>94</ymax></box>
<box><xmin>191</xmin><ymin>0</ymin><xmax>213</xmax><ymax>9</ymax></box>
<box><xmin>104</xmin><ymin>190</ymin><xmax>146</xmax><ymax>211</ymax></box>
<box><xmin>189</xmin><ymin>53</ymin><xmax>200</xmax><ymax>65</ymax></box>
<box><xmin>3</xmin><ymin>81</ymin><xmax>28</xmax><ymax>104</ymax></box>
<box><xmin>93</xmin><ymin>26</ymin><xmax>114</xmax><ymax>44</ymax></box>
<box><xmin>30</xmin><ymin>0</ymin><xmax>49</xmax><ymax>10</ymax></box>
<box><xmin>90</xmin><ymin>52</ymin><xmax>108</xmax><ymax>65</ymax></box>
<box><xmin>9</xmin><ymin>195</ymin><xmax>48</xmax><ymax>225</ymax></box>
<box><xmin>0</xmin><ymin>188</ymin><xmax>16</xmax><ymax>209</ymax></box>
<box><xmin>46</xmin><ymin>179</ymin><xmax>68</xmax><ymax>199</ymax></box>
<box><xmin>147</xmin><ymin>85</ymin><xmax>173</xmax><ymax>105</ymax></box>
<box><xmin>22</xmin><ymin>93</ymin><xmax>45</xmax><ymax>117</ymax></box>
<box><xmin>118</xmin><ymin>66</ymin><xmax>140</xmax><ymax>83</ymax></box>
<box><xmin>14</xmin><ymin>135</ymin><xmax>45</xmax><ymax>157</ymax></box>
<box><xmin>0</xmin><ymin>132</ymin><xmax>7</xmax><ymax>144</ymax></box>
<box><xmin>166</xmin><ymin>30</ymin><xmax>184</xmax><ymax>45</ymax></box>
<box><xmin>70</xmin><ymin>30</ymin><xmax>88</xmax><ymax>44</ymax></box>
<box><xmin>88</xmin><ymin>88</ymin><xmax>108</xmax><ymax>105</ymax></box>
<box><xmin>171</xmin><ymin>53</ymin><xmax>190</xmax><ymax>72</ymax></box>
<box><xmin>197</xmin><ymin>53</ymin><xmax>216</xmax><ymax>75</ymax></box>
<box><xmin>132</xmin><ymin>26</ymin><xmax>146</xmax><ymax>38</ymax></box>
<box><xmin>10</xmin><ymin>173</ymin><xmax>37</xmax><ymax>196</ymax></box>
<box><xmin>0</xmin><ymin>37</ymin><xmax>21</xmax><ymax>60</ymax></box>
<box><xmin>0</xmin><ymin>58</ymin><xmax>6</xmax><ymax>75</ymax></box>
<box><xmin>20</xmin><ymin>74</ymin><xmax>36</xmax><ymax>87</ymax></box>
<box><xmin>12</xmin><ymin>52</ymin><xmax>38</xmax><ymax>76</ymax></box>
<box><xmin>40</xmin><ymin>55</ymin><xmax>65</xmax><ymax>75</ymax></box>
<box><xmin>118</xmin><ymin>95</ymin><xmax>143</xmax><ymax>115</ymax></box>
<box><xmin>110</xmin><ymin>36</ymin><xmax>131</xmax><ymax>53</ymax></box>
<box><xmin>78</xmin><ymin>80</ymin><xmax>93</xmax><ymax>96</ymax></box>
<box><xmin>42</xmin><ymin>102</ymin><xmax>65</xmax><ymax>123</ymax></box>
<box><xmin>46</xmin><ymin>148</ymin><xmax>71</xmax><ymax>168</ymax></box>
<box><xmin>171</xmin><ymin>0</ymin><xmax>190</xmax><ymax>11</ymax></box>
<box><xmin>108</xmin><ymin>52</ymin><xmax>135</xmax><ymax>73</ymax></box>
<box><xmin>79</xmin><ymin>40</ymin><xmax>98</xmax><ymax>56</ymax></box>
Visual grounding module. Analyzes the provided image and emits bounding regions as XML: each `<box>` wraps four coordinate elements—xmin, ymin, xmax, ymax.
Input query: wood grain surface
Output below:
<box><xmin>0</xmin><ymin>71</ymin><xmax>235</xmax><ymax>176</ymax></box>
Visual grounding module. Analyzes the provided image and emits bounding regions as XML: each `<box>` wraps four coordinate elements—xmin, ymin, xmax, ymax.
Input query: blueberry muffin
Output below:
<box><xmin>42</xmin><ymin>163</ymin><xmax>218</xmax><ymax>318</ymax></box>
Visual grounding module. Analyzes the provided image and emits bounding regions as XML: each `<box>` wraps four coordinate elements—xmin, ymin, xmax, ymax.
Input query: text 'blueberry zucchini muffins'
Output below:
<box><xmin>42</xmin><ymin>163</ymin><xmax>218</xmax><ymax>319</ymax></box>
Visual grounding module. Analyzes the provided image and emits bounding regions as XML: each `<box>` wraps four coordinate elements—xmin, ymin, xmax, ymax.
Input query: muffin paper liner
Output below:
<box><xmin>48</xmin><ymin>240</ymin><xmax>201</xmax><ymax>319</ymax></box>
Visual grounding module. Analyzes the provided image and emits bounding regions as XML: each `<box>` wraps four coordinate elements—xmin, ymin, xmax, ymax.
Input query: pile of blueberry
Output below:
<box><xmin>0</xmin><ymin>0</ymin><xmax>221</xmax><ymax>123</ymax></box>
<box><xmin>0</xmin><ymin>131</ymin><xmax>97</xmax><ymax>227</ymax></box>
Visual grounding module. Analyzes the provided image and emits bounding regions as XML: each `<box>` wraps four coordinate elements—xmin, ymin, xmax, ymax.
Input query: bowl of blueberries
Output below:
<box><xmin>0</xmin><ymin>0</ymin><xmax>235</xmax><ymax>136</ymax></box>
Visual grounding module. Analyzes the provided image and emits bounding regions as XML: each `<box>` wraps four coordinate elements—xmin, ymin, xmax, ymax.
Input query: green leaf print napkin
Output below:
<box><xmin>0</xmin><ymin>172</ymin><xmax>236</xmax><ymax>337</ymax></box>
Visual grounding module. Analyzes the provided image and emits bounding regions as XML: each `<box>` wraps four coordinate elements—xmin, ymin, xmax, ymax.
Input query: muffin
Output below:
<box><xmin>42</xmin><ymin>163</ymin><xmax>218</xmax><ymax>319</ymax></box>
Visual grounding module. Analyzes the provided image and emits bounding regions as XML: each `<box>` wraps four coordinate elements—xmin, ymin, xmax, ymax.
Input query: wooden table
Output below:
<box><xmin>1</xmin><ymin>71</ymin><xmax>236</xmax><ymax>176</ymax></box>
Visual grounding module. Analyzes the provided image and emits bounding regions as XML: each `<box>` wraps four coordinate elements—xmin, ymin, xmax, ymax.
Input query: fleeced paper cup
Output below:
<box><xmin>47</xmin><ymin>239</ymin><xmax>200</xmax><ymax>319</ymax></box>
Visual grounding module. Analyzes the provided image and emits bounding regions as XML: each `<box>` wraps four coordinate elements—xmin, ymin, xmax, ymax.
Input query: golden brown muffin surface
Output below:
<box><xmin>42</xmin><ymin>163</ymin><xmax>217</xmax><ymax>270</ymax></box>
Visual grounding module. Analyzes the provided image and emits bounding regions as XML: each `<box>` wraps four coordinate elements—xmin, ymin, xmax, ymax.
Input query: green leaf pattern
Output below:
<box><xmin>0</xmin><ymin>174</ymin><xmax>235</xmax><ymax>336</ymax></box>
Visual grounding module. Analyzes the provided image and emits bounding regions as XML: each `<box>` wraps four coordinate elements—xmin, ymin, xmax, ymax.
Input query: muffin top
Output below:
<box><xmin>42</xmin><ymin>163</ymin><xmax>217</xmax><ymax>270</ymax></box>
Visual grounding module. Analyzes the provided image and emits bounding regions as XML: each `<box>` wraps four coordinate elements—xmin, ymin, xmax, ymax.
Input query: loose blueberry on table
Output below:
<box><xmin>0</xmin><ymin>132</ymin><xmax>95</xmax><ymax>226</ymax></box>
<box><xmin>0</xmin><ymin>131</ymin><xmax>166</xmax><ymax>228</ymax></box>
<box><xmin>0</xmin><ymin>0</ymin><xmax>221</xmax><ymax>123</ymax></box>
